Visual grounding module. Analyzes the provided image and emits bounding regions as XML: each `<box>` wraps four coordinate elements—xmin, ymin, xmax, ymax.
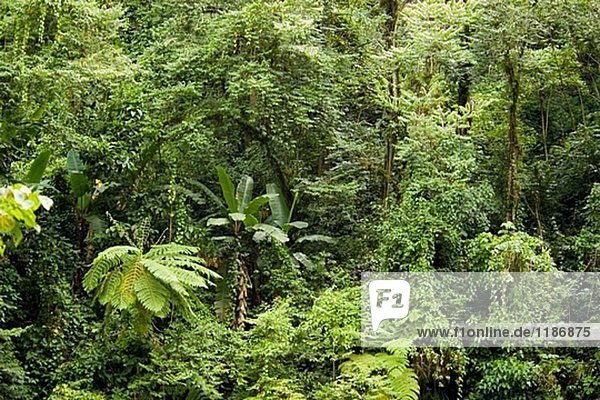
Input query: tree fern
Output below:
<box><xmin>83</xmin><ymin>243</ymin><xmax>220</xmax><ymax>334</ymax></box>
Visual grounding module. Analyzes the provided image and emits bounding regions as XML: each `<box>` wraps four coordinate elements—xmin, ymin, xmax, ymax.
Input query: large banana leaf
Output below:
<box><xmin>244</xmin><ymin>194</ymin><xmax>271</xmax><ymax>215</ymax></box>
<box><xmin>236</xmin><ymin>175</ymin><xmax>254</xmax><ymax>212</ymax></box>
<box><xmin>266</xmin><ymin>183</ymin><xmax>289</xmax><ymax>227</ymax></box>
<box><xmin>216</xmin><ymin>166</ymin><xmax>237</xmax><ymax>213</ymax></box>
<box><xmin>252</xmin><ymin>223</ymin><xmax>289</xmax><ymax>243</ymax></box>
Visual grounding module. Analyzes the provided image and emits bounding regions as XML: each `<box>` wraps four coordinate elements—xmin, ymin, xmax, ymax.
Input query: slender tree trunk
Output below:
<box><xmin>539</xmin><ymin>92</ymin><xmax>549</xmax><ymax>161</ymax></box>
<box><xmin>233</xmin><ymin>257</ymin><xmax>250</xmax><ymax>329</ymax></box>
<box><xmin>381</xmin><ymin>0</ymin><xmax>404</xmax><ymax>202</ymax></box>
<box><xmin>505</xmin><ymin>54</ymin><xmax>521</xmax><ymax>223</ymax></box>
<box><xmin>457</xmin><ymin>23</ymin><xmax>472</xmax><ymax>136</ymax></box>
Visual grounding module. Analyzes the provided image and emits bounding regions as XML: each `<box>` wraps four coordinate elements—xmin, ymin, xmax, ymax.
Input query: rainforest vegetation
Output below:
<box><xmin>1</xmin><ymin>0</ymin><xmax>599</xmax><ymax>398</ymax></box>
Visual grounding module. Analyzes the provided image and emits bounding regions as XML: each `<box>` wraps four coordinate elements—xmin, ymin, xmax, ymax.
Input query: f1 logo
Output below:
<box><xmin>369</xmin><ymin>280</ymin><xmax>411</xmax><ymax>331</ymax></box>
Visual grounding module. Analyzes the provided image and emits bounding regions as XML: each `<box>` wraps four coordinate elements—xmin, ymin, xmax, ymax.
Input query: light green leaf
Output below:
<box><xmin>236</xmin><ymin>175</ymin><xmax>254</xmax><ymax>212</ymax></box>
<box><xmin>216</xmin><ymin>166</ymin><xmax>237</xmax><ymax>213</ymax></box>
<box><xmin>25</xmin><ymin>150</ymin><xmax>50</xmax><ymax>184</ymax></box>
<box><xmin>297</xmin><ymin>234</ymin><xmax>336</xmax><ymax>244</ymax></box>
<box><xmin>66</xmin><ymin>149</ymin><xmax>84</xmax><ymax>174</ymax></box>
<box><xmin>285</xmin><ymin>221</ymin><xmax>309</xmax><ymax>231</ymax></box>
<box><xmin>252</xmin><ymin>223</ymin><xmax>289</xmax><ymax>243</ymax></box>
<box><xmin>207</xmin><ymin>218</ymin><xmax>230</xmax><ymax>226</ymax></box>
<box><xmin>266</xmin><ymin>183</ymin><xmax>289</xmax><ymax>227</ymax></box>
<box><xmin>293</xmin><ymin>252</ymin><xmax>314</xmax><ymax>268</ymax></box>
<box><xmin>229</xmin><ymin>212</ymin><xmax>246</xmax><ymax>222</ymax></box>
<box><xmin>244</xmin><ymin>214</ymin><xmax>259</xmax><ymax>227</ymax></box>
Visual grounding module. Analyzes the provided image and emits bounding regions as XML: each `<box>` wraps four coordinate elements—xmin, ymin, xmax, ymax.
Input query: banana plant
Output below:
<box><xmin>203</xmin><ymin>167</ymin><xmax>288</xmax><ymax>243</ymax></box>
<box><xmin>200</xmin><ymin>167</ymin><xmax>288</xmax><ymax>328</ymax></box>
<box><xmin>265</xmin><ymin>183</ymin><xmax>335</xmax><ymax>267</ymax></box>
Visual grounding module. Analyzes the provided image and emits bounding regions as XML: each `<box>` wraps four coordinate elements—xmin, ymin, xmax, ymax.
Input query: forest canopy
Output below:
<box><xmin>0</xmin><ymin>0</ymin><xmax>599</xmax><ymax>399</ymax></box>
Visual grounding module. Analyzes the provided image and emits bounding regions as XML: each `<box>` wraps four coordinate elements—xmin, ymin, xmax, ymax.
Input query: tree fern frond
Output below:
<box><xmin>120</xmin><ymin>261</ymin><xmax>145</xmax><ymax>302</ymax></box>
<box><xmin>162</xmin><ymin>259</ymin><xmax>220</xmax><ymax>281</ymax></box>
<box><xmin>168</xmin><ymin>267</ymin><xmax>211</xmax><ymax>288</ymax></box>
<box><xmin>140</xmin><ymin>259</ymin><xmax>179</xmax><ymax>284</ymax></box>
<box><xmin>134</xmin><ymin>272</ymin><xmax>170</xmax><ymax>314</ymax></box>
<box><xmin>341</xmin><ymin>350</ymin><xmax>419</xmax><ymax>400</ymax></box>
<box><xmin>140</xmin><ymin>259</ymin><xmax>191</xmax><ymax>297</ymax></box>
<box><xmin>146</xmin><ymin>244</ymin><xmax>198</xmax><ymax>258</ymax></box>
<box><xmin>83</xmin><ymin>246</ymin><xmax>139</xmax><ymax>291</ymax></box>
<box><xmin>85</xmin><ymin>240</ymin><xmax>219</xmax><ymax>334</ymax></box>
<box><xmin>109</xmin><ymin>282</ymin><xmax>135</xmax><ymax>310</ymax></box>
<box><xmin>97</xmin><ymin>270</ymin><xmax>123</xmax><ymax>305</ymax></box>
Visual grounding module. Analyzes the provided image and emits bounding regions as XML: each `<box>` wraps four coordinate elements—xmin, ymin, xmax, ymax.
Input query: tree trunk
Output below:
<box><xmin>233</xmin><ymin>257</ymin><xmax>250</xmax><ymax>329</ymax></box>
<box><xmin>381</xmin><ymin>0</ymin><xmax>405</xmax><ymax>202</ymax></box>
<box><xmin>505</xmin><ymin>54</ymin><xmax>521</xmax><ymax>223</ymax></box>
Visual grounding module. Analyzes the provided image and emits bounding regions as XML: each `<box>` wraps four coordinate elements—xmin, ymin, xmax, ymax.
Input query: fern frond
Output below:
<box><xmin>162</xmin><ymin>259</ymin><xmax>220</xmax><ymax>280</ymax></box>
<box><xmin>146</xmin><ymin>244</ymin><xmax>198</xmax><ymax>258</ymax></box>
<box><xmin>83</xmin><ymin>246</ymin><xmax>139</xmax><ymax>291</ymax></box>
<box><xmin>120</xmin><ymin>260</ymin><xmax>145</xmax><ymax>305</ymax></box>
<box><xmin>134</xmin><ymin>272</ymin><xmax>170</xmax><ymax>315</ymax></box>
<box><xmin>97</xmin><ymin>270</ymin><xmax>123</xmax><ymax>305</ymax></box>
<box><xmin>169</xmin><ymin>267</ymin><xmax>211</xmax><ymax>288</ymax></box>
<box><xmin>341</xmin><ymin>350</ymin><xmax>419</xmax><ymax>400</ymax></box>
<box><xmin>86</xmin><ymin>240</ymin><xmax>219</xmax><ymax>334</ymax></box>
<box><xmin>140</xmin><ymin>259</ymin><xmax>189</xmax><ymax>296</ymax></box>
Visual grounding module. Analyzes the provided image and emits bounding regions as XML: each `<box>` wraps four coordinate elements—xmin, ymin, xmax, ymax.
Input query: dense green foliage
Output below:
<box><xmin>1</xmin><ymin>0</ymin><xmax>599</xmax><ymax>398</ymax></box>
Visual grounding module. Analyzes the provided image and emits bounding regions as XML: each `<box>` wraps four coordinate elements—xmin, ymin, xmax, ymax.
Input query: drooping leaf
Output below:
<box><xmin>285</xmin><ymin>221</ymin><xmax>309</xmax><ymax>231</ymax></box>
<box><xmin>293</xmin><ymin>252</ymin><xmax>314</xmax><ymax>268</ymax></box>
<box><xmin>244</xmin><ymin>194</ymin><xmax>271</xmax><ymax>215</ymax></box>
<box><xmin>252</xmin><ymin>223</ymin><xmax>289</xmax><ymax>243</ymax></box>
<box><xmin>188</xmin><ymin>179</ymin><xmax>225</xmax><ymax>209</ymax></box>
<box><xmin>85</xmin><ymin>214</ymin><xmax>107</xmax><ymax>233</ymax></box>
<box><xmin>207</xmin><ymin>217</ymin><xmax>230</xmax><ymax>227</ymax></box>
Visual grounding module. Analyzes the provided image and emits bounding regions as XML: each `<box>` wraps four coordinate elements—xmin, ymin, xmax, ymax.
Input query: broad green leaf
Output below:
<box><xmin>66</xmin><ymin>149</ymin><xmax>84</xmax><ymax>174</ymax></box>
<box><xmin>266</xmin><ymin>183</ymin><xmax>289</xmax><ymax>227</ymax></box>
<box><xmin>244</xmin><ymin>214</ymin><xmax>259</xmax><ymax>227</ymax></box>
<box><xmin>69</xmin><ymin>173</ymin><xmax>91</xmax><ymax>198</ymax></box>
<box><xmin>285</xmin><ymin>221</ymin><xmax>309</xmax><ymax>231</ymax></box>
<box><xmin>297</xmin><ymin>234</ymin><xmax>336</xmax><ymax>244</ymax></box>
<box><xmin>229</xmin><ymin>212</ymin><xmax>246</xmax><ymax>221</ymax></box>
<box><xmin>216</xmin><ymin>166</ymin><xmax>237</xmax><ymax>212</ymax></box>
<box><xmin>244</xmin><ymin>194</ymin><xmax>271</xmax><ymax>215</ymax></box>
<box><xmin>77</xmin><ymin>193</ymin><xmax>92</xmax><ymax>211</ymax></box>
<box><xmin>207</xmin><ymin>218</ymin><xmax>230</xmax><ymax>226</ymax></box>
<box><xmin>24</xmin><ymin>150</ymin><xmax>50</xmax><ymax>184</ymax></box>
<box><xmin>236</xmin><ymin>175</ymin><xmax>254</xmax><ymax>212</ymax></box>
<box><xmin>252</xmin><ymin>223</ymin><xmax>289</xmax><ymax>243</ymax></box>
<box><xmin>293</xmin><ymin>252</ymin><xmax>314</xmax><ymax>268</ymax></box>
